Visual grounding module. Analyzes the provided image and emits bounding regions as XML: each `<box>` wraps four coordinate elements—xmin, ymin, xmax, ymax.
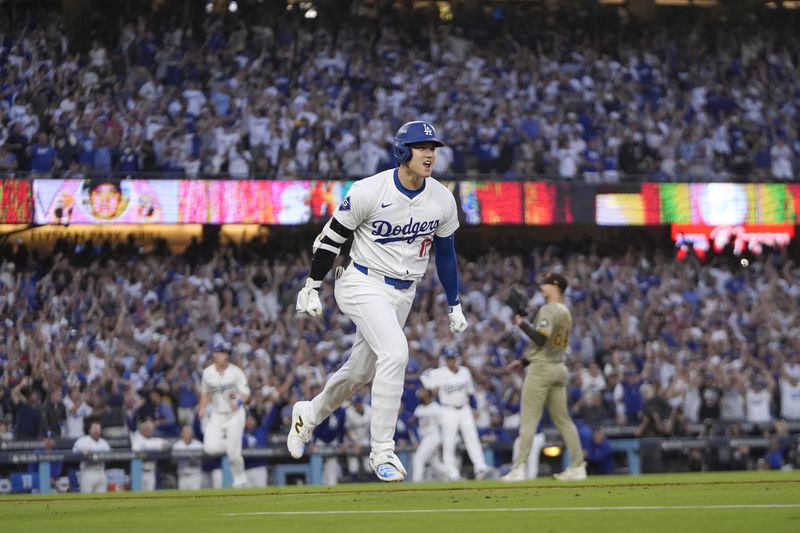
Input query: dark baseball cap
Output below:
<box><xmin>441</xmin><ymin>346</ymin><xmax>459</xmax><ymax>358</ymax></box>
<box><xmin>212</xmin><ymin>342</ymin><xmax>232</xmax><ymax>354</ymax></box>
<box><xmin>540</xmin><ymin>272</ymin><xmax>568</xmax><ymax>292</ymax></box>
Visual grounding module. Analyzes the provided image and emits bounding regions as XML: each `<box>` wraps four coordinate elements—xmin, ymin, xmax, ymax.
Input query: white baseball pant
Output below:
<box><xmin>177</xmin><ymin>469</ymin><xmax>202</xmax><ymax>490</ymax></box>
<box><xmin>309</xmin><ymin>265</ymin><xmax>415</xmax><ymax>457</ymax></box>
<box><xmin>203</xmin><ymin>469</ymin><xmax>223</xmax><ymax>489</ymax></box>
<box><xmin>80</xmin><ymin>469</ymin><xmax>107</xmax><ymax>493</ymax></box>
<box><xmin>323</xmin><ymin>456</ymin><xmax>341</xmax><ymax>485</ymax></box>
<box><xmin>141</xmin><ymin>465</ymin><xmax>157</xmax><ymax>491</ymax></box>
<box><xmin>314</xmin><ymin>442</ymin><xmax>342</xmax><ymax>485</ymax></box>
<box><xmin>203</xmin><ymin>408</ymin><xmax>247</xmax><ymax>487</ymax></box>
<box><xmin>512</xmin><ymin>432</ymin><xmax>546</xmax><ymax>479</ymax></box>
<box><xmin>412</xmin><ymin>434</ymin><xmax>446</xmax><ymax>482</ymax></box>
<box><xmin>440</xmin><ymin>405</ymin><xmax>487</xmax><ymax>480</ymax></box>
<box><xmin>246</xmin><ymin>466</ymin><xmax>268</xmax><ymax>488</ymax></box>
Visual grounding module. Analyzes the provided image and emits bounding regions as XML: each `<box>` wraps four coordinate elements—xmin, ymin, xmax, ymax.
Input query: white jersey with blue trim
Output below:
<box><xmin>334</xmin><ymin>168</ymin><xmax>459</xmax><ymax>281</ymax></box>
<box><xmin>420</xmin><ymin>366</ymin><xmax>475</xmax><ymax>409</ymax></box>
<box><xmin>201</xmin><ymin>363</ymin><xmax>250</xmax><ymax>415</ymax></box>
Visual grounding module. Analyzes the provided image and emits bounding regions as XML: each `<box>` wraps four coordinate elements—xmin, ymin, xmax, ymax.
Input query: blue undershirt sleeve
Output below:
<box><xmin>433</xmin><ymin>234</ymin><xmax>460</xmax><ymax>307</ymax></box>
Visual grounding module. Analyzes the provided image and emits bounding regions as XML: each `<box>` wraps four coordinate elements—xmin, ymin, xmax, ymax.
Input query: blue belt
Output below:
<box><xmin>353</xmin><ymin>262</ymin><xmax>414</xmax><ymax>290</ymax></box>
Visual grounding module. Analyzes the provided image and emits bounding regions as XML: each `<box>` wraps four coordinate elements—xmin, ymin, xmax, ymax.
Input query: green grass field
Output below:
<box><xmin>1</xmin><ymin>471</ymin><xmax>799</xmax><ymax>533</ymax></box>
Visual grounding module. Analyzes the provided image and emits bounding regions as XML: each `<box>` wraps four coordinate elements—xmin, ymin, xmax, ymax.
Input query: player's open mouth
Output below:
<box><xmin>423</xmin><ymin>161</ymin><xmax>432</xmax><ymax>169</ymax></box>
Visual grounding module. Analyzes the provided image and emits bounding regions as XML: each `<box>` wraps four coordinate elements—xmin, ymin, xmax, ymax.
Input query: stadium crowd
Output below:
<box><xmin>0</xmin><ymin>3</ymin><xmax>799</xmax><ymax>181</ymax></box>
<box><xmin>1</xmin><ymin>234</ymin><xmax>799</xmax><ymax>479</ymax></box>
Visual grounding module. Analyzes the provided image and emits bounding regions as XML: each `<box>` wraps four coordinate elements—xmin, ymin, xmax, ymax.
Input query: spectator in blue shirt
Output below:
<box><xmin>766</xmin><ymin>437</ymin><xmax>785</xmax><ymax>470</ymax></box>
<box><xmin>479</xmin><ymin>412</ymin><xmax>514</xmax><ymax>468</ymax></box>
<box><xmin>621</xmin><ymin>368</ymin><xmax>644</xmax><ymax>424</ymax></box>
<box><xmin>243</xmin><ymin>408</ymin><xmax>277</xmax><ymax>487</ymax></box>
<box><xmin>93</xmin><ymin>137</ymin><xmax>113</xmax><ymax>173</ymax></box>
<box><xmin>117</xmin><ymin>145</ymin><xmax>140</xmax><ymax>174</ymax></box>
<box><xmin>581</xmin><ymin>138</ymin><xmax>603</xmax><ymax>183</ymax></box>
<box><xmin>171</xmin><ymin>367</ymin><xmax>198</xmax><ymax>427</ymax></box>
<box><xmin>150</xmin><ymin>389</ymin><xmax>179</xmax><ymax>437</ymax></box>
<box><xmin>27</xmin><ymin>132</ymin><xmax>56</xmax><ymax>175</ymax></box>
<box><xmin>76</xmin><ymin>126</ymin><xmax>96</xmax><ymax>168</ymax></box>
<box><xmin>585</xmin><ymin>428</ymin><xmax>615</xmax><ymax>475</ymax></box>
<box><xmin>472</xmin><ymin>128</ymin><xmax>498</xmax><ymax>174</ymax></box>
<box><xmin>26</xmin><ymin>431</ymin><xmax>63</xmax><ymax>482</ymax></box>
<box><xmin>11</xmin><ymin>378</ymin><xmax>42</xmax><ymax>440</ymax></box>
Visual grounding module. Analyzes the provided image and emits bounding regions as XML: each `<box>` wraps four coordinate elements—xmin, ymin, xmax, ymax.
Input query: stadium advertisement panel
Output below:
<box><xmin>27</xmin><ymin>179</ymin><xmax>800</xmax><ymax>226</ymax></box>
<box><xmin>0</xmin><ymin>179</ymin><xmax>32</xmax><ymax>223</ymax></box>
<box><xmin>459</xmin><ymin>181</ymin><xmax>524</xmax><ymax>224</ymax></box>
<box><xmin>178</xmin><ymin>180</ymin><xmax>309</xmax><ymax>224</ymax></box>
<box><xmin>671</xmin><ymin>224</ymin><xmax>795</xmax><ymax>257</ymax></box>
<box><xmin>176</xmin><ymin>180</ymin><xmax>355</xmax><ymax>224</ymax></box>
<box><xmin>34</xmin><ymin>179</ymin><xmax>181</xmax><ymax>224</ymax></box>
<box><xmin>597</xmin><ymin>183</ymin><xmax>800</xmax><ymax>226</ymax></box>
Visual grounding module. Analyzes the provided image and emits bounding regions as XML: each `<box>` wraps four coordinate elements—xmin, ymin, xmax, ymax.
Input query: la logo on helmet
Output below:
<box><xmin>423</xmin><ymin>124</ymin><xmax>433</xmax><ymax>136</ymax></box>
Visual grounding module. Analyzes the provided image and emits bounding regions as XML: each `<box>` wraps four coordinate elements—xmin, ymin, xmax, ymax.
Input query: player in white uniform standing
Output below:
<box><xmin>420</xmin><ymin>347</ymin><xmax>492</xmax><ymax>480</ymax></box>
<box><xmin>72</xmin><ymin>422</ymin><xmax>111</xmax><ymax>493</ymax></box>
<box><xmin>411</xmin><ymin>387</ymin><xmax>446</xmax><ymax>482</ymax></box>
<box><xmin>198</xmin><ymin>342</ymin><xmax>251</xmax><ymax>488</ymax></box>
<box><xmin>289</xmin><ymin>121</ymin><xmax>468</xmax><ymax>482</ymax></box>
<box><xmin>172</xmin><ymin>425</ymin><xmax>204</xmax><ymax>490</ymax></box>
<box><xmin>131</xmin><ymin>420</ymin><xmax>169</xmax><ymax>491</ymax></box>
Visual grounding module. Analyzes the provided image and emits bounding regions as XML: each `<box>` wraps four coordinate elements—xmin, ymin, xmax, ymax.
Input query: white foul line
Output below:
<box><xmin>226</xmin><ymin>504</ymin><xmax>800</xmax><ymax>517</ymax></box>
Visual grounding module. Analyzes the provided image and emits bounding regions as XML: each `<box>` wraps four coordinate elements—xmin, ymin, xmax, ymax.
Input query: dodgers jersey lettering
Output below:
<box><xmin>201</xmin><ymin>364</ymin><xmax>250</xmax><ymax>415</ymax></box>
<box><xmin>334</xmin><ymin>168</ymin><xmax>459</xmax><ymax>280</ymax></box>
<box><xmin>420</xmin><ymin>366</ymin><xmax>475</xmax><ymax>408</ymax></box>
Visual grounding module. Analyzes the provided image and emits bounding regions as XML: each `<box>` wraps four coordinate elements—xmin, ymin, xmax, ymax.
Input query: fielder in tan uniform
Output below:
<box><xmin>502</xmin><ymin>272</ymin><xmax>587</xmax><ymax>482</ymax></box>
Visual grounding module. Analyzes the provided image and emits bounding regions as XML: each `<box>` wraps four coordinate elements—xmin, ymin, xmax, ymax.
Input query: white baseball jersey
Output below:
<box><xmin>72</xmin><ymin>435</ymin><xmax>111</xmax><ymax>470</ymax></box>
<box><xmin>63</xmin><ymin>398</ymin><xmax>93</xmax><ymax>438</ymax></box>
<box><xmin>779</xmin><ymin>378</ymin><xmax>800</xmax><ymax>420</ymax></box>
<box><xmin>745</xmin><ymin>389</ymin><xmax>772</xmax><ymax>424</ymax></box>
<box><xmin>421</xmin><ymin>366</ymin><xmax>475</xmax><ymax>408</ymax></box>
<box><xmin>131</xmin><ymin>432</ymin><xmax>168</xmax><ymax>471</ymax></box>
<box><xmin>344</xmin><ymin>405</ymin><xmax>371</xmax><ymax>445</ymax></box>
<box><xmin>413</xmin><ymin>401</ymin><xmax>442</xmax><ymax>440</ymax></box>
<box><xmin>172</xmin><ymin>439</ymin><xmax>204</xmax><ymax>476</ymax></box>
<box><xmin>201</xmin><ymin>363</ymin><xmax>250</xmax><ymax>415</ymax></box>
<box><xmin>334</xmin><ymin>169</ymin><xmax>459</xmax><ymax>280</ymax></box>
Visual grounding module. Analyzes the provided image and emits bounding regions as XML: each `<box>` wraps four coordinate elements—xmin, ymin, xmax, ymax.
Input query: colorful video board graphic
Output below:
<box><xmin>34</xmin><ymin>179</ymin><xmax>180</xmax><ymax>224</ymax></box>
<box><xmin>0</xmin><ymin>179</ymin><xmax>32</xmax><ymax>223</ymax></box>
<box><xmin>597</xmin><ymin>183</ymin><xmax>800</xmax><ymax>226</ymax></box>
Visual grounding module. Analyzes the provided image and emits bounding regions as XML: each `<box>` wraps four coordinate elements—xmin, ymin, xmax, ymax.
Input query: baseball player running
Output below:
<box><xmin>198</xmin><ymin>342</ymin><xmax>251</xmax><ymax>488</ymax></box>
<box><xmin>289</xmin><ymin>121</ymin><xmax>467</xmax><ymax>482</ymax></box>
<box><xmin>502</xmin><ymin>272</ymin><xmax>587</xmax><ymax>482</ymax></box>
<box><xmin>420</xmin><ymin>347</ymin><xmax>492</xmax><ymax>480</ymax></box>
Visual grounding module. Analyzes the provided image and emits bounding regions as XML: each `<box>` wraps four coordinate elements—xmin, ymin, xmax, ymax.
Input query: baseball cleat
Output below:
<box><xmin>475</xmin><ymin>467</ymin><xmax>496</xmax><ymax>480</ymax></box>
<box><xmin>287</xmin><ymin>401</ymin><xmax>313</xmax><ymax>459</ymax></box>
<box><xmin>553</xmin><ymin>462</ymin><xmax>587</xmax><ymax>481</ymax></box>
<box><xmin>369</xmin><ymin>452</ymin><xmax>407</xmax><ymax>482</ymax></box>
<box><xmin>500</xmin><ymin>466</ymin><xmax>526</xmax><ymax>482</ymax></box>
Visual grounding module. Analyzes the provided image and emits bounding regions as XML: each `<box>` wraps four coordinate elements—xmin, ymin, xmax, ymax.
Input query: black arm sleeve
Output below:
<box><xmin>309</xmin><ymin>218</ymin><xmax>354</xmax><ymax>282</ymax></box>
<box><xmin>518</xmin><ymin>321</ymin><xmax>548</xmax><ymax>346</ymax></box>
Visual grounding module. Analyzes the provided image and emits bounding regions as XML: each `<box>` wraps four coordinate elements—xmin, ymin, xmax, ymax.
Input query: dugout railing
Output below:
<box><xmin>1</xmin><ymin>430</ymin><xmax>798</xmax><ymax>494</ymax></box>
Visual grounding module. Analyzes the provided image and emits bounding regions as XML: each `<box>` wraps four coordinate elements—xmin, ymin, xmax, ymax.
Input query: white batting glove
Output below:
<box><xmin>296</xmin><ymin>278</ymin><xmax>323</xmax><ymax>317</ymax></box>
<box><xmin>448</xmin><ymin>303</ymin><xmax>468</xmax><ymax>333</ymax></box>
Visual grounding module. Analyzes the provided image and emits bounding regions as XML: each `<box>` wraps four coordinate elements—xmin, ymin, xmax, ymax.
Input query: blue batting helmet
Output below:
<box><xmin>212</xmin><ymin>341</ymin><xmax>232</xmax><ymax>355</ymax></box>
<box><xmin>393</xmin><ymin>121</ymin><xmax>444</xmax><ymax>165</ymax></box>
<box><xmin>441</xmin><ymin>345</ymin><xmax>460</xmax><ymax>358</ymax></box>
